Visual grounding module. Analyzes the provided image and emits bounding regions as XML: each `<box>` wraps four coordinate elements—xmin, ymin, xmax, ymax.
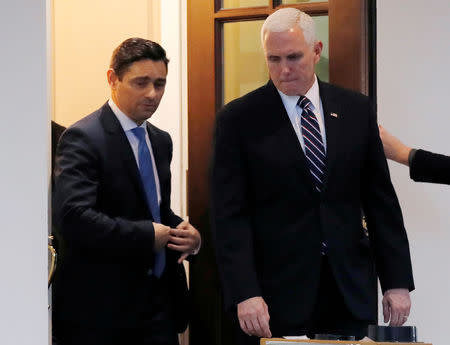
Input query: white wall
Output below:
<box><xmin>377</xmin><ymin>2</ymin><xmax>450</xmax><ymax>344</ymax></box>
<box><xmin>0</xmin><ymin>1</ymin><xmax>50</xmax><ymax>344</ymax></box>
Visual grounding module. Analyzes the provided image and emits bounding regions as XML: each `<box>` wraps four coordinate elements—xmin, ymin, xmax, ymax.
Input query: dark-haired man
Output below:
<box><xmin>53</xmin><ymin>38</ymin><xmax>200</xmax><ymax>345</ymax></box>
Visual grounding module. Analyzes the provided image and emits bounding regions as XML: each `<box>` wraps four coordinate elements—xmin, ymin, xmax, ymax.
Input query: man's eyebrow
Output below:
<box><xmin>131</xmin><ymin>76</ymin><xmax>151</xmax><ymax>81</ymax></box>
<box><xmin>131</xmin><ymin>76</ymin><xmax>166</xmax><ymax>82</ymax></box>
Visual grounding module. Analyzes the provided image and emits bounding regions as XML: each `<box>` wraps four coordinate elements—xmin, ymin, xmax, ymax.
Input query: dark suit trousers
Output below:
<box><xmin>234</xmin><ymin>256</ymin><xmax>374</xmax><ymax>345</ymax></box>
<box><xmin>55</xmin><ymin>273</ymin><xmax>179</xmax><ymax>345</ymax></box>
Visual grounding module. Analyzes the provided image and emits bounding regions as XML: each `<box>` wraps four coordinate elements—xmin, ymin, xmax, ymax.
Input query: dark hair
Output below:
<box><xmin>110</xmin><ymin>37</ymin><xmax>169</xmax><ymax>80</ymax></box>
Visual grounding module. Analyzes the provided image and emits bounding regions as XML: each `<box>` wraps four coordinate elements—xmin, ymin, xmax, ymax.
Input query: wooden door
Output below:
<box><xmin>187</xmin><ymin>1</ymin><xmax>374</xmax><ymax>344</ymax></box>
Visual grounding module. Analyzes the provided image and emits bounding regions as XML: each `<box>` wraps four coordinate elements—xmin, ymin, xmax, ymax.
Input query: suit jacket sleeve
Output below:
<box><xmin>362</xmin><ymin>102</ymin><xmax>415</xmax><ymax>293</ymax></box>
<box><xmin>211</xmin><ymin>106</ymin><xmax>261</xmax><ymax>310</ymax></box>
<box><xmin>53</xmin><ymin>126</ymin><xmax>155</xmax><ymax>260</ymax></box>
<box><xmin>410</xmin><ymin>149</ymin><xmax>450</xmax><ymax>185</ymax></box>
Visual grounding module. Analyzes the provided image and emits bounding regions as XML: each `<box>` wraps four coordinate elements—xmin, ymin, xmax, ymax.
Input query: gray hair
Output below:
<box><xmin>261</xmin><ymin>8</ymin><xmax>316</xmax><ymax>47</ymax></box>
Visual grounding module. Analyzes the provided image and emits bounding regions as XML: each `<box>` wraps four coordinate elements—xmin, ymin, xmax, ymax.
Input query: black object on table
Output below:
<box><xmin>314</xmin><ymin>334</ymin><xmax>356</xmax><ymax>341</ymax></box>
<box><xmin>367</xmin><ymin>325</ymin><xmax>417</xmax><ymax>342</ymax></box>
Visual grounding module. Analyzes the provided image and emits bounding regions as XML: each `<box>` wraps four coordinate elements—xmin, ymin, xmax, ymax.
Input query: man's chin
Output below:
<box><xmin>129</xmin><ymin>112</ymin><xmax>154</xmax><ymax>125</ymax></box>
<box><xmin>279</xmin><ymin>87</ymin><xmax>300</xmax><ymax>96</ymax></box>
<box><xmin>139</xmin><ymin>112</ymin><xmax>154</xmax><ymax>121</ymax></box>
<box><xmin>276</xmin><ymin>80</ymin><xmax>311</xmax><ymax>96</ymax></box>
<box><xmin>274</xmin><ymin>82</ymin><xmax>297</xmax><ymax>95</ymax></box>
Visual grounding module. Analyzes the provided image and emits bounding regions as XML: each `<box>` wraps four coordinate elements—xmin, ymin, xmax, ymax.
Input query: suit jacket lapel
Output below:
<box><xmin>262</xmin><ymin>81</ymin><xmax>315</xmax><ymax>188</ymax></box>
<box><xmin>145</xmin><ymin>122</ymin><xmax>165</xmax><ymax>185</ymax></box>
<box><xmin>100</xmin><ymin>103</ymin><xmax>150</xmax><ymax>214</ymax></box>
<box><xmin>319</xmin><ymin>81</ymin><xmax>341</xmax><ymax>192</ymax></box>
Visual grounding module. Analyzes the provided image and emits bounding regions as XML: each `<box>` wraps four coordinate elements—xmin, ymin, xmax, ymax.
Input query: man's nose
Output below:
<box><xmin>280</xmin><ymin>61</ymin><xmax>290</xmax><ymax>74</ymax></box>
<box><xmin>145</xmin><ymin>84</ymin><xmax>156</xmax><ymax>98</ymax></box>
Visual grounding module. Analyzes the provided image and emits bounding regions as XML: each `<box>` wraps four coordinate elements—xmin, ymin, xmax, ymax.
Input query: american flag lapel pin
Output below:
<box><xmin>330</xmin><ymin>112</ymin><xmax>338</xmax><ymax>118</ymax></box>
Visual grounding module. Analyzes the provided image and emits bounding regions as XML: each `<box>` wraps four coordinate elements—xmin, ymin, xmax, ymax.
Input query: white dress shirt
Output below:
<box><xmin>108</xmin><ymin>99</ymin><xmax>161</xmax><ymax>205</ymax></box>
<box><xmin>277</xmin><ymin>75</ymin><xmax>327</xmax><ymax>153</ymax></box>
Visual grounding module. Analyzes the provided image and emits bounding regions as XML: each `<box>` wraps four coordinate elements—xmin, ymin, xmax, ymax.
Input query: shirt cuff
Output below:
<box><xmin>408</xmin><ymin>148</ymin><xmax>417</xmax><ymax>167</ymax></box>
<box><xmin>191</xmin><ymin>238</ymin><xmax>202</xmax><ymax>255</ymax></box>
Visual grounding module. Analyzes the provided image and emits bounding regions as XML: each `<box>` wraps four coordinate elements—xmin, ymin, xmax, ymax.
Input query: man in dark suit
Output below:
<box><xmin>51</xmin><ymin>121</ymin><xmax>65</xmax><ymax>183</ymax></box>
<box><xmin>50</xmin><ymin>120</ymin><xmax>65</xmax><ymax>345</ymax></box>
<box><xmin>53</xmin><ymin>38</ymin><xmax>200</xmax><ymax>345</ymax></box>
<box><xmin>379</xmin><ymin>125</ymin><xmax>450</xmax><ymax>185</ymax></box>
<box><xmin>211</xmin><ymin>8</ymin><xmax>414</xmax><ymax>344</ymax></box>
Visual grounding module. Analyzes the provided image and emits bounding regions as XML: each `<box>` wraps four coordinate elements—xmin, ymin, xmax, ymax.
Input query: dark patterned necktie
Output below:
<box><xmin>298</xmin><ymin>96</ymin><xmax>326</xmax><ymax>192</ymax></box>
<box><xmin>131</xmin><ymin>127</ymin><xmax>165</xmax><ymax>277</ymax></box>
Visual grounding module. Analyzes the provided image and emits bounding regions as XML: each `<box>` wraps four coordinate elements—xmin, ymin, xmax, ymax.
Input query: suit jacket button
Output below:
<box><xmin>320</xmin><ymin>242</ymin><xmax>328</xmax><ymax>256</ymax></box>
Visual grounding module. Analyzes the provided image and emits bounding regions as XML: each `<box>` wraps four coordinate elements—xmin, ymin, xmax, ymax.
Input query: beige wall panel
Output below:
<box><xmin>53</xmin><ymin>0</ymin><xmax>161</xmax><ymax>127</ymax></box>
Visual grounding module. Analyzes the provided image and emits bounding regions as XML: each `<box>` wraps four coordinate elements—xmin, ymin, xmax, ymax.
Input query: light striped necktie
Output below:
<box><xmin>298</xmin><ymin>96</ymin><xmax>326</xmax><ymax>192</ymax></box>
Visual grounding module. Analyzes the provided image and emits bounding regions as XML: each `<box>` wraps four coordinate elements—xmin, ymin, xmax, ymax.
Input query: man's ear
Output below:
<box><xmin>313</xmin><ymin>41</ymin><xmax>323</xmax><ymax>63</ymax></box>
<box><xmin>107</xmin><ymin>68</ymin><xmax>118</xmax><ymax>89</ymax></box>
